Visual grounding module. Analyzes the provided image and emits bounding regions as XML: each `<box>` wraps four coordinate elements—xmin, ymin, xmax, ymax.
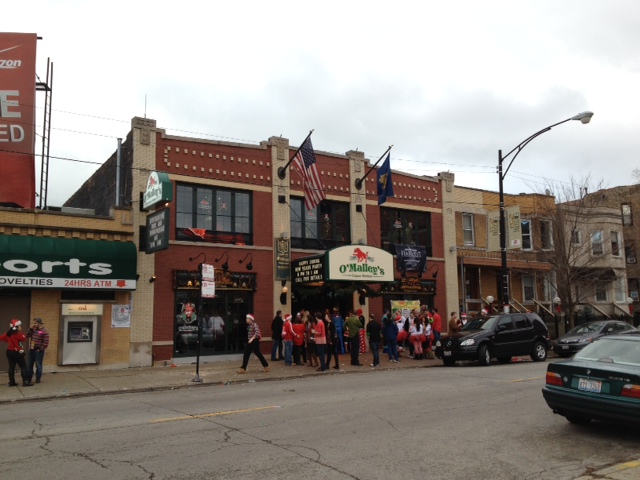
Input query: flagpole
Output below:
<box><xmin>354</xmin><ymin>145</ymin><xmax>393</xmax><ymax>190</ymax></box>
<box><xmin>277</xmin><ymin>129</ymin><xmax>314</xmax><ymax>180</ymax></box>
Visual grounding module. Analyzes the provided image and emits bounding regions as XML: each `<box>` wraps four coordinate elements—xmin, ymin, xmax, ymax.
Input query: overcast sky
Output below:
<box><xmin>9</xmin><ymin>0</ymin><xmax>640</xmax><ymax>207</ymax></box>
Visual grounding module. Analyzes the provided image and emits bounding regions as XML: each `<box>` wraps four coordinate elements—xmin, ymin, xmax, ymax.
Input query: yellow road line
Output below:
<box><xmin>151</xmin><ymin>405</ymin><xmax>280</xmax><ymax>423</ymax></box>
<box><xmin>510</xmin><ymin>376</ymin><xmax>544</xmax><ymax>383</ymax></box>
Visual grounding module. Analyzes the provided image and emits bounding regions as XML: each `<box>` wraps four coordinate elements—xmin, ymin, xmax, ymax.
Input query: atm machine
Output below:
<box><xmin>59</xmin><ymin>304</ymin><xmax>101</xmax><ymax>365</ymax></box>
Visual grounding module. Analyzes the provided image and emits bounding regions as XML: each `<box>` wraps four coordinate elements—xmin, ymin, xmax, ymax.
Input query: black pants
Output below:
<box><xmin>326</xmin><ymin>342</ymin><xmax>340</xmax><ymax>367</ymax></box>
<box><xmin>349</xmin><ymin>335</ymin><xmax>360</xmax><ymax>365</ymax></box>
<box><xmin>6</xmin><ymin>350</ymin><xmax>27</xmax><ymax>385</ymax></box>
<box><xmin>241</xmin><ymin>341</ymin><xmax>269</xmax><ymax>369</ymax></box>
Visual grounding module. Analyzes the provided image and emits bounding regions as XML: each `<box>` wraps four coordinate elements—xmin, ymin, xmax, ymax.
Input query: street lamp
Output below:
<box><xmin>498</xmin><ymin>111</ymin><xmax>593</xmax><ymax>313</ymax></box>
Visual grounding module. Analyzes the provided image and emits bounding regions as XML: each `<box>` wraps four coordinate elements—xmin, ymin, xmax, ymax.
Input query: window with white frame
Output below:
<box><xmin>615</xmin><ymin>276</ymin><xmax>626</xmax><ymax>303</ymax></box>
<box><xmin>540</xmin><ymin>220</ymin><xmax>553</xmax><ymax>250</ymax></box>
<box><xmin>591</xmin><ymin>231</ymin><xmax>604</xmax><ymax>255</ymax></box>
<box><xmin>595</xmin><ymin>282</ymin><xmax>607</xmax><ymax>302</ymax></box>
<box><xmin>611</xmin><ymin>231</ymin><xmax>620</xmax><ymax>256</ymax></box>
<box><xmin>523</xmin><ymin>275</ymin><xmax>535</xmax><ymax>301</ymax></box>
<box><xmin>462</xmin><ymin>213</ymin><xmax>475</xmax><ymax>245</ymax></box>
<box><xmin>521</xmin><ymin>220</ymin><xmax>532</xmax><ymax>250</ymax></box>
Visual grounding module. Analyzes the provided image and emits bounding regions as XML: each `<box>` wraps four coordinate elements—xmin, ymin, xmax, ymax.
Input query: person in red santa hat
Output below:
<box><xmin>0</xmin><ymin>319</ymin><xmax>32</xmax><ymax>386</ymax></box>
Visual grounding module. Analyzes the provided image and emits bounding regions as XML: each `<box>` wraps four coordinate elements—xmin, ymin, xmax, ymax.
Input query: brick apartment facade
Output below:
<box><xmin>65</xmin><ymin>117</ymin><xmax>455</xmax><ymax>365</ymax></box>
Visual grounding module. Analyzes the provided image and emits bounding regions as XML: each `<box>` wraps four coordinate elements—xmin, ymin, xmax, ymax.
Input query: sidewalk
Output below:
<box><xmin>0</xmin><ymin>352</ymin><xmax>439</xmax><ymax>404</ymax></box>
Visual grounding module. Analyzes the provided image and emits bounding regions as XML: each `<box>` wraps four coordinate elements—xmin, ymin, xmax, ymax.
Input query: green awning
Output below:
<box><xmin>0</xmin><ymin>235</ymin><xmax>137</xmax><ymax>290</ymax></box>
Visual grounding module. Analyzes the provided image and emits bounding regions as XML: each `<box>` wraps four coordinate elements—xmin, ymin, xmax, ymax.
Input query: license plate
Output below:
<box><xmin>578</xmin><ymin>378</ymin><xmax>602</xmax><ymax>393</ymax></box>
<box><xmin>444</xmin><ymin>351</ymin><xmax>452</xmax><ymax>357</ymax></box>
<box><xmin>562</xmin><ymin>345</ymin><xmax>569</xmax><ymax>350</ymax></box>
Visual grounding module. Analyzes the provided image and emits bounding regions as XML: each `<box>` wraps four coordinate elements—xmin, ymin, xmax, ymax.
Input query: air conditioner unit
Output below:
<box><xmin>627</xmin><ymin>257</ymin><xmax>637</xmax><ymax>264</ymax></box>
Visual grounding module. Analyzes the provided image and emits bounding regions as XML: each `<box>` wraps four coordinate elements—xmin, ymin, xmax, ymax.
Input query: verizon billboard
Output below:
<box><xmin>0</xmin><ymin>32</ymin><xmax>37</xmax><ymax>208</ymax></box>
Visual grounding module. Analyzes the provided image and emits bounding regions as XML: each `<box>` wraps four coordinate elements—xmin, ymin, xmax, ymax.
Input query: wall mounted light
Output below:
<box><xmin>239</xmin><ymin>253</ymin><xmax>253</xmax><ymax>270</ymax></box>
<box><xmin>215</xmin><ymin>252</ymin><xmax>229</xmax><ymax>272</ymax></box>
<box><xmin>149</xmin><ymin>275</ymin><xmax>156</xmax><ymax>283</ymax></box>
<box><xmin>280</xmin><ymin>280</ymin><xmax>288</xmax><ymax>305</ymax></box>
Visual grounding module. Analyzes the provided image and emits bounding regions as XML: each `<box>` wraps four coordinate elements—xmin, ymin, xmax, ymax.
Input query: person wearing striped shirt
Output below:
<box><xmin>27</xmin><ymin>317</ymin><xmax>49</xmax><ymax>384</ymax></box>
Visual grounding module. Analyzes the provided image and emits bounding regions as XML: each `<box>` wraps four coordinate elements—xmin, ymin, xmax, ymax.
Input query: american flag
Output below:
<box><xmin>293</xmin><ymin>136</ymin><xmax>326</xmax><ymax>211</ymax></box>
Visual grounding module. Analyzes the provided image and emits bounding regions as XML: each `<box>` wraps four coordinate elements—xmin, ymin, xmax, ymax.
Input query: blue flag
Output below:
<box><xmin>377</xmin><ymin>153</ymin><xmax>394</xmax><ymax>205</ymax></box>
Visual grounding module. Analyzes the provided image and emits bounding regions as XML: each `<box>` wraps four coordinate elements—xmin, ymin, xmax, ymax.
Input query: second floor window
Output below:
<box><xmin>521</xmin><ymin>220</ymin><xmax>532</xmax><ymax>250</ymax></box>
<box><xmin>290</xmin><ymin>199</ymin><xmax>350</xmax><ymax>250</ymax></box>
<box><xmin>611</xmin><ymin>231</ymin><xmax>620</xmax><ymax>256</ymax></box>
<box><xmin>176</xmin><ymin>184</ymin><xmax>252</xmax><ymax>244</ymax></box>
<box><xmin>626</xmin><ymin>240</ymin><xmax>637</xmax><ymax>264</ymax></box>
<box><xmin>571</xmin><ymin>229</ymin><xmax>581</xmax><ymax>245</ymax></box>
<box><xmin>591</xmin><ymin>231</ymin><xmax>604</xmax><ymax>255</ymax></box>
<box><xmin>462</xmin><ymin>213</ymin><xmax>475</xmax><ymax>245</ymax></box>
<box><xmin>540</xmin><ymin>220</ymin><xmax>553</xmax><ymax>250</ymax></box>
<box><xmin>381</xmin><ymin>208</ymin><xmax>432</xmax><ymax>256</ymax></box>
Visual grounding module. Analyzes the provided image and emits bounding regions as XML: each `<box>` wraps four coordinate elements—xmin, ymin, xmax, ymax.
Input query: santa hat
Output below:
<box><xmin>10</xmin><ymin>319</ymin><xmax>21</xmax><ymax>328</ymax></box>
<box><xmin>284</xmin><ymin>314</ymin><xmax>292</xmax><ymax>322</ymax></box>
<box><xmin>246</xmin><ymin>314</ymin><xmax>255</xmax><ymax>321</ymax></box>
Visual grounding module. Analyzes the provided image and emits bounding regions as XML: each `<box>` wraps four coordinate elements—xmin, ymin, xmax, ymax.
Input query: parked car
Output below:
<box><xmin>542</xmin><ymin>332</ymin><xmax>640</xmax><ymax>425</ymax></box>
<box><xmin>553</xmin><ymin>320</ymin><xmax>637</xmax><ymax>358</ymax></box>
<box><xmin>435</xmin><ymin>313</ymin><xmax>550</xmax><ymax>367</ymax></box>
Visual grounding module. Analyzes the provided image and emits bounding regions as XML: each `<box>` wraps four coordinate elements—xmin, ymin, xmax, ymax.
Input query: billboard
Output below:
<box><xmin>0</xmin><ymin>32</ymin><xmax>38</xmax><ymax>208</ymax></box>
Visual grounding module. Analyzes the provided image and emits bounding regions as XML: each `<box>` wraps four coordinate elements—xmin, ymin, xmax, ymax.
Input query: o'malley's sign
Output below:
<box><xmin>292</xmin><ymin>245</ymin><xmax>394</xmax><ymax>284</ymax></box>
<box><xmin>143</xmin><ymin>171</ymin><xmax>173</xmax><ymax>210</ymax></box>
<box><xmin>327</xmin><ymin>245</ymin><xmax>394</xmax><ymax>281</ymax></box>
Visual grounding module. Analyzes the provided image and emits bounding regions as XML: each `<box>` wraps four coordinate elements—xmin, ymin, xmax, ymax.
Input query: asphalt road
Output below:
<box><xmin>2</xmin><ymin>360</ymin><xmax>639</xmax><ymax>479</ymax></box>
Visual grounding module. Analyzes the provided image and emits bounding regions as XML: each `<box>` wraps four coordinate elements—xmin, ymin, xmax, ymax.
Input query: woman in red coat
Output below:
<box><xmin>0</xmin><ymin>319</ymin><xmax>32</xmax><ymax>387</ymax></box>
<box><xmin>292</xmin><ymin>315</ymin><xmax>306</xmax><ymax>366</ymax></box>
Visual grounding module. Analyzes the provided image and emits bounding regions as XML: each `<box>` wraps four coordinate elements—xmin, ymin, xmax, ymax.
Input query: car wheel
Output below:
<box><xmin>530</xmin><ymin>341</ymin><xmax>548</xmax><ymax>362</ymax></box>
<box><xmin>443</xmin><ymin>357</ymin><xmax>455</xmax><ymax>367</ymax></box>
<box><xmin>566</xmin><ymin>414</ymin><xmax>591</xmax><ymax>425</ymax></box>
<box><xmin>497</xmin><ymin>356</ymin><xmax>512</xmax><ymax>364</ymax></box>
<box><xmin>478</xmin><ymin>344</ymin><xmax>491</xmax><ymax>366</ymax></box>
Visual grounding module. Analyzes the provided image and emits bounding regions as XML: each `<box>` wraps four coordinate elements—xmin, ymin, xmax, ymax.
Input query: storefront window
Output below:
<box><xmin>380</xmin><ymin>208</ymin><xmax>432</xmax><ymax>256</ymax></box>
<box><xmin>176</xmin><ymin>184</ymin><xmax>252</xmax><ymax>245</ymax></box>
<box><xmin>174</xmin><ymin>278</ymin><xmax>254</xmax><ymax>357</ymax></box>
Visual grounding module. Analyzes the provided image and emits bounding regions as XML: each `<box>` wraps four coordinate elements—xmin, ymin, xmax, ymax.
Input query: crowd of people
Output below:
<box><xmin>252</xmin><ymin>304</ymin><xmax>448</xmax><ymax>374</ymax></box>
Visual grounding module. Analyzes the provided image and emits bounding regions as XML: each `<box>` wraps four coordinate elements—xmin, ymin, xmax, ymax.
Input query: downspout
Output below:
<box><xmin>115</xmin><ymin>138</ymin><xmax>122</xmax><ymax>207</ymax></box>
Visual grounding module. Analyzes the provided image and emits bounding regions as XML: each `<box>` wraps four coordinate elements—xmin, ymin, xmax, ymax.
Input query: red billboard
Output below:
<box><xmin>0</xmin><ymin>32</ymin><xmax>37</xmax><ymax>208</ymax></box>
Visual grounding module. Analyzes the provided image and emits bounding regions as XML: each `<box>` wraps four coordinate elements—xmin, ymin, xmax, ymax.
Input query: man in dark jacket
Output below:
<box><xmin>271</xmin><ymin>310</ymin><xmax>284</xmax><ymax>361</ymax></box>
<box><xmin>366</xmin><ymin>314</ymin><xmax>382</xmax><ymax>367</ymax></box>
<box><xmin>344</xmin><ymin>311</ymin><xmax>363</xmax><ymax>366</ymax></box>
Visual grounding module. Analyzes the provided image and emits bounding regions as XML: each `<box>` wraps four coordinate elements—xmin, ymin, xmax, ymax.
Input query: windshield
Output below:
<box><xmin>567</xmin><ymin>322</ymin><xmax>603</xmax><ymax>335</ymax></box>
<box><xmin>574</xmin><ymin>337</ymin><xmax>640</xmax><ymax>366</ymax></box>
<box><xmin>461</xmin><ymin>316</ymin><xmax>498</xmax><ymax>331</ymax></box>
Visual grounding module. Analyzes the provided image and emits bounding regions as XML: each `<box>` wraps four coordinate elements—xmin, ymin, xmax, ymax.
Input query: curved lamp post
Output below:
<box><xmin>498</xmin><ymin>111</ymin><xmax>594</xmax><ymax>313</ymax></box>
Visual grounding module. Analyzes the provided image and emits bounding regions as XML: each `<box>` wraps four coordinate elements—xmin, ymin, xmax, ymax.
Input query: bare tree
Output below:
<box><xmin>534</xmin><ymin>176</ymin><xmax>615</xmax><ymax>329</ymax></box>
<box><xmin>633</xmin><ymin>168</ymin><xmax>640</xmax><ymax>184</ymax></box>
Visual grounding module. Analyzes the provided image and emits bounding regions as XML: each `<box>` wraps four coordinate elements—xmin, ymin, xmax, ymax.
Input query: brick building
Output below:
<box><xmin>65</xmin><ymin>117</ymin><xmax>455</xmax><ymax>365</ymax></box>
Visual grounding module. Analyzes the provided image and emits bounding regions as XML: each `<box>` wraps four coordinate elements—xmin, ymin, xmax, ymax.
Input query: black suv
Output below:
<box><xmin>435</xmin><ymin>313</ymin><xmax>550</xmax><ymax>366</ymax></box>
